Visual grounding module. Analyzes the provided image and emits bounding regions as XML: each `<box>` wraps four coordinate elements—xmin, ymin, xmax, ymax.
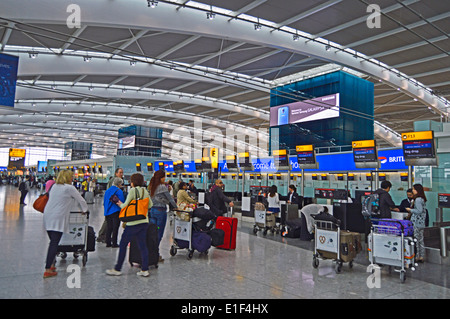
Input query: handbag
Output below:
<box><xmin>33</xmin><ymin>184</ymin><xmax>54</xmax><ymax>213</ymax></box>
<box><xmin>119</xmin><ymin>187</ymin><xmax>149</xmax><ymax>222</ymax></box>
<box><xmin>33</xmin><ymin>193</ymin><xmax>49</xmax><ymax>213</ymax></box>
<box><xmin>109</xmin><ymin>189</ymin><xmax>120</xmax><ymax>204</ymax></box>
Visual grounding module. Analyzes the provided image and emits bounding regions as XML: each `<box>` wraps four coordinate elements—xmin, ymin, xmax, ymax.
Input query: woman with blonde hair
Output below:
<box><xmin>43</xmin><ymin>170</ymin><xmax>88</xmax><ymax>278</ymax></box>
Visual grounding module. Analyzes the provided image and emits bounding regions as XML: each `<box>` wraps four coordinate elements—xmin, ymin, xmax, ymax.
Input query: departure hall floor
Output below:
<box><xmin>1</xmin><ymin>185</ymin><xmax>450</xmax><ymax>300</ymax></box>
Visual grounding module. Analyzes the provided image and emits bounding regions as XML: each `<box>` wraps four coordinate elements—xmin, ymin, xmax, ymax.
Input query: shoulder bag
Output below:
<box><xmin>119</xmin><ymin>187</ymin><xmax>149</xmax><ymax>222</ymax></box>
<box><xmin>33</xmin><ymin>184</ymin><xmax>54</xmax><ymax>213</ymax></box>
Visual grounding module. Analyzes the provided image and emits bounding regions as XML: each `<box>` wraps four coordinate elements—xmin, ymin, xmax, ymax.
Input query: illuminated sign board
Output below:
<box><xmin>296</xmin><ymin>145</ymin><xmax>316</xmax><ymax>165</ymax></box>
<box><xmin>401</xmin><ymin>131</ymin><xmax>436</xmax><ymax>160</ymax></box>
<box><xmin>352</xmin><ymin>140</ymin><xmax>378</xmax><ymax>163</ymax></box>
<box><xmin>270</xmin><ymin>93</ymin><xmax>340</xmax><ymax>127</ymax></box>
<box><xmin>273</xmin><ymin>149</ymin><xmax>289</xmax><ymax>167</ymax></box>
<box><xmin>8</xmin><ymin>148</ymin><xmax>26</xmax><ymax>170</ymax></box>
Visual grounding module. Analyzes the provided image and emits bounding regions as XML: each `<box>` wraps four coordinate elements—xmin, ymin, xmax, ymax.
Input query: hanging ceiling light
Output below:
<box><xmin>147</xmin><ymin>0</ymin><xmax>158</xmax><ymax>8</ymax></box>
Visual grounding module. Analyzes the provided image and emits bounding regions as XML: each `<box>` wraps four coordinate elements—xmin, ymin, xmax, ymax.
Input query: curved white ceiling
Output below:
<box><xmin>0</xmin><ymin>0</ymin><xmax>448</xmax><ymax>159</ymax></box>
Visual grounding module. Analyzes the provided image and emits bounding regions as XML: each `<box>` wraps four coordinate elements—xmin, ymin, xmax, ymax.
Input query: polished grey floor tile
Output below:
<box><xmin>1</xmin><ymin>185</ymin><xmax>450</xmax><ymax>299</ymax></box>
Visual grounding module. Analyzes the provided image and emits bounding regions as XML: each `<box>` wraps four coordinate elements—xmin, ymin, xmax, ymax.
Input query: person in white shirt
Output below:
<box><xmin>43</xmin><ymin>170</ymin><xmax>88</xmax><ymax>278</ymax></box>
<box><xmin>267</xmin><ymin>185</ymin><xmax>280</xmax><ymax>214</ymax></box>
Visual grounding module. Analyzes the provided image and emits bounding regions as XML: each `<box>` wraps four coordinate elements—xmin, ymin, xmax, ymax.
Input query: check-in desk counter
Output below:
<box><xmin>332</xmin><ymin>202</ymin><xmax>370</xmax><ymax>235</ymax></box>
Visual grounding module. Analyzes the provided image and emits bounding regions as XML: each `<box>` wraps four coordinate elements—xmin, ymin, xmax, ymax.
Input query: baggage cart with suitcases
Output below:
<box><xmin>57</xmin><ymin>211</ymin><xmax>95</xmax><ymax>266</ymax></box>
<box><xmin>170</xmin><ymin>209</ymin><xmax>212</xmax><ymax>259</ymax></box>
<box><xmin>312</xmin><ymin>220</ymin><xmax>361</xmax><ymax>273</ymax></box>
<box><xmin>253</xmin><ymin>208</ymin><xmax>278</xmax><ymax>235</ymax></box>
<box><xmin>129</xmin><ymin>222</ymin><xmax>159</xmax><ymax>269</ymax></box>
<box><xmin>368</xmin><ymin>219</ymin><xmax>418</xmax><ymax>283</ymax></box>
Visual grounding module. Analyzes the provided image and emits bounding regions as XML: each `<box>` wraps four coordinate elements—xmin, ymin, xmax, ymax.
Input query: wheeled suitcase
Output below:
<box><xmin>129</xmin><ymin>223</ymin><xmax>159</xmax><ymax>268</ymax></box>
<box><xmin>215</xmin><ymin>216</ymin><xmax>238</xmax><ymax>250</ymax></box>
<box><xmin>317</xmin><ymin>230</ymin><xmax>361</xmax><ymax>262</ymax></box>
<box><xmin>84</xmin><ymin>191</ymin><xmax>94</xmax><ymax>204</ymax></box>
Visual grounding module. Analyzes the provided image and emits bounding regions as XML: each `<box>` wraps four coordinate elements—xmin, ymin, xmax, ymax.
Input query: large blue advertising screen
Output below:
<box><xmin>0</xmin><ymin>53</ymin><xmax>19</xmax><ymax>108</ymax></box>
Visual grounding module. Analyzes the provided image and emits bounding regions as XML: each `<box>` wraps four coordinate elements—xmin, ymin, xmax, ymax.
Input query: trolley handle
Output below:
<box><xmin>171</xmin><ymin>209</ymin><xmax>193</xmax><ymax>216</ymax></box>
<box><xmin>313</xmin><ymin>219</ymin><xmax>341</xmax><ymax>230</ymax></box>
<box><xmin>371</xmin><ymin>218</ymin><xmax>404</xmax><ymax>231</ymax></box>
<box><xmin>69</xmin><ymin>211</ymin><xmax>90</xmax><ymax>217</ymax></box>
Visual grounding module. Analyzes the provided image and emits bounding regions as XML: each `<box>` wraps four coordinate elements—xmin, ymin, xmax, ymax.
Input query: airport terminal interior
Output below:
<box><xmin>1</xmin><ymin>0</ymin><xmax>450</xmax><ymax>300</ymax></box>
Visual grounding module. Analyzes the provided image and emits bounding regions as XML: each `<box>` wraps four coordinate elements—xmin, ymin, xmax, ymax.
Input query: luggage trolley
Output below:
<box><xmin>368</xmin><ymin>220</ymin><xmax>418</xmax><ymax>283</ymax></box>
<box><xmin>57</xmin><ymin>211</ymin><xmax>90</xmax><ymax>266</ymax></box>
<box><xmin>169</xmin><ymin>209</ymin><xmax>206</xmax><ymax>260</ymax></box>
<box><xmin>312</xmin><ymin>220</ymin><xmax>350</xmax><ymax>274</ymax></box>
<box><xmin>253</xmin><ymin>209</ymin><xmax>279</xmax><ymax>235</ymax></box>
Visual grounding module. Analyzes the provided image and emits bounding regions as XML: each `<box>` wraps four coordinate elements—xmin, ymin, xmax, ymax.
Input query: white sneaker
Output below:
<box><xmin>136</xmin><ymin>270</ymin><xmax>150</xmax><ymax>277</ymax></box>
<box><xmin>106</xmin><ymin>269</ymin><xmax>122</xmax><ymax>276</ymax></box>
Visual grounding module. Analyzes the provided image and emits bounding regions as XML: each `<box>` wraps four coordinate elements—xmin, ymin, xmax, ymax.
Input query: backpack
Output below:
<box><xmin>18</xmin><ymin>181</ymin><xmax>26</xmax><ymax>192</ymax></box>
<box><xmin>362</xmin><ymin>193</ymin><xmax>380</xmax><ymax>218</ymax></box>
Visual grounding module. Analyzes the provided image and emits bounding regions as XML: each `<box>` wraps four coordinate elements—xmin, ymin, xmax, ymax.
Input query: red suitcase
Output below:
<box><xmin>215</xmin><ymin>216</ymin><xmax>238</xmax><ymax>250</ymax></box>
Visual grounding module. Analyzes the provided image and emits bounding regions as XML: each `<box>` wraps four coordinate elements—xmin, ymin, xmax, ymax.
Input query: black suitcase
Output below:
<box><xmin>208</xmin><ymin>228</ymin><xmax>225</xmax><ymax>247</ymax></box>
<box><xmin>87</xmin><ymin>226</ymin><xmax>96</xmax><ymax>251</ymax></box>
<box><xmin>129</xmin><ymin>223</ymin><xmax>159</xmax><ymax>269</ymax></box>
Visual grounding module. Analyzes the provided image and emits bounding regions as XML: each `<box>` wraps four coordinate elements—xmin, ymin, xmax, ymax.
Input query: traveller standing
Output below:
<box><xmin>42</xmin><ymin>170</ymin><xmax>88</xmax><ymax>278</ymax></box>
<box><xmin>98</xmin><ymin>168</ymin><xmax>124</xmax><ymax>243</ymax></box>
<box><xmin>106</xmin><ymin>173</ymin><xmax>153</xmax><ymax>277</ymax></box>
<box><xmin>208</xmin><ymin>179</ymin><xmax>234</xmax><ymax>217</ymax></box>
<box><xmin>373</xmin><ymin>181</ymin><xmax>399</xmax><ymax>218</ymax></box>
<box><xmin>148</xmin><ymin>169</ymin><xmax>177</xmax><ymax>263</ymax></box>
<box><xmin>405</xmin><ymin>184</ymin><xmax>427</xmax><ymax>262</ymax></box>
<box><xmin>103</xmin><ymin>177</ymin><xmax>125</xmax><ymax>248</ymax></box>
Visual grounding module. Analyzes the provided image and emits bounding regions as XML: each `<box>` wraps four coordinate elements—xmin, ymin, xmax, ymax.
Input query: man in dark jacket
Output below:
<box><xmin>399</xmin><ymin>188</ymin><xmax>414</xmax><ymax>212</ymax></box>
<box><xmin>374</xmin><ymin>181</ymin><xmax>399</xmax><ymax>218</ymax></box>
<box><xmin>208</xmin><ymin>179</ymin><xmax>234</xmax><ymax>216</ymax></box>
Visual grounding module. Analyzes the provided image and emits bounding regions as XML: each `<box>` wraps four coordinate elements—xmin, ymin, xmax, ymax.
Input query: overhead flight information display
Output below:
<box><xmin>273</xmin><ymin>149</ymin><xmax>289</xmax><ymax>167</ymax></box>
<box><xmin>352</xmin><ymin>140</ymin><xmax>378</xmax><ymax>163</ymax></box>
<box><xmin>402</xmin><ymin>131</ymin><xmax>435</xmax><ymax>159</ymax></box>
<box><xmin>296</xmin><ymin>145</ymin><xmax>316</xmax><ymax>165</ymax></box>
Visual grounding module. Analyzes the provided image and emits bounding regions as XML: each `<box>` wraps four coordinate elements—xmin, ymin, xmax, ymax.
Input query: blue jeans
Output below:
<box><xmin>45</xmin><ymin>231</ymin><xmax>63</xmax><ymax>269</ymax></box>
<box><xmin>149</xmin><ymin>206</ymin><xmax>167</xmax><ymax>245</ymax></box>
<box><xmin>115</xmin><ymin>223</ymin><xmax>149</xmax><ymax>271</ymax></box>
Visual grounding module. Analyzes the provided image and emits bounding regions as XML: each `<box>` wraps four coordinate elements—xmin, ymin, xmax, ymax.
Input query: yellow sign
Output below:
<box><xmin>238</xmin><ymin>152</ymin><xmax>249</xmax><ymax>158</ymax></box>
<box><xmin>296</xmin><ymin>145</ymin><xmax>313</xmax><ymax>152</ymax></box>
<box><xmin>352</xmin><ymin>140</ymin><xmax>375</xmax><ymax>148</ymax></box>
<box><xmin>9</xmin><ymin>148</ymin><xmax>26</xmax><ymax>158</ymax></box>
<box><xmin>210</xmin><ymin>148</ymin><xmax>218</xmax><ymax>169</ymax></box>
<box><xmin>226</xmin><ymin>155</ymin><xmax>236</xmax><ymax>161</ymax></box>
<box><xmin>401</xmin><ymin>131</ymin><xmax>433</xmax><ymax>141</ymax></box>
<box><xmin>273</xmin><ymin>149</ymin><xmax>287</xmax><ymax>156</ymax></box>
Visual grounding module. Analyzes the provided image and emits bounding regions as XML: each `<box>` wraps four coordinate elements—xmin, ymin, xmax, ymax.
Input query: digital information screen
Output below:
<box><xmin>352</xmin><ymin>140</ymin><xmax>378</xmax><ymax>163</ymax></box>
<box><xmin>8</xmin><ymin>148</ymin><xmax>26</xmax><ymax>170</ymax></box>
<box><xmin>0</xmin><ymin>53</ymin><xmax>19</xmax><ymax>108</ymax></box>
<box><xmin>296</xmin><ymin>145</ymin><xmax>316</xmax><ymax>165</ymax></box>
<box><xmin>238</xmin><ymin>152</ymin><xmax>253</xmax><ymax>169</ymax></box>
<box><xmin>225</xmin><ymin>155</ymin><xmax>238</xmax><ymax>169</ymax></box>
<box><xmin>438</xmin><ymin>194</ymin><xmax>450</xmax><ymax>208</ymax></box>
<box><xmin>273</xmin><ymin>149</ymin><xmax>289</xmax><ymax>167</ymax></box>
<box><xmin>402</xmin><ymin>131</ymin><xmax>435</xmax><ymax>159</ymax></box>
<box><xmin>270</xmin><ymin>93</ymin><xmax>339</xmax><ymax>127</ymax></box>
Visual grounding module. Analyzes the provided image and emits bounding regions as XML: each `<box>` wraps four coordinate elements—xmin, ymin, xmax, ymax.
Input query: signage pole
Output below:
<box><xmin>408</xmin><ymin>165</ymin><xmax>413</xmax><ymax>189</ymax></box>
<box><xmin>301</xmin><ymin>168</ymin><xmax>305</xmax><ymax>197</ymax></box>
